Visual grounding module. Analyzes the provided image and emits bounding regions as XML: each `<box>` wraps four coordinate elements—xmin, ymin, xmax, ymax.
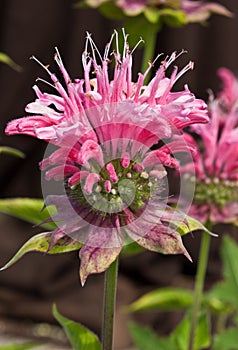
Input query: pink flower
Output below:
<box><xmin>115</xmin><ymin>0</ymin><xmax>147</xmax><ymax>16</ymax></box>
<box><xmin>181</xmin><ymin>1</ymin><xmax>232</xmax><ymax>22</ymax></box>
<box><xmin>217</xmin><ymin>67</ymin><xmax>238</xmax><ymax>116</ymax></box>
<box><xmin>6</xmin><ymin>30</ymin><xmax>208</xmax><ymax>284</ymax></box>
<box><xmin>181</xmin><ymin>69</ymin><xmax>238</xmax><ymax>224</ymax></box>
<box><xmin>83</xmin><ymin>0</ymin><xmax>232</xmax><ymax>23</ymax></box>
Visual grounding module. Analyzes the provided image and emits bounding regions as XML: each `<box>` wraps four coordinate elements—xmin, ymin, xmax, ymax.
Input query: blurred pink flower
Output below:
<box><xmin>217</xmin><ymin>67</ymin><xmax>238</xmax><ymax>115</ymax></box>
<box><xmin>83</xmin><ymin>0</ymin><xmax>232</xmax><ymax>23</ymax></box>
<box><xmin>6</xmin><ymin>30</ymin><xmax>208</xmax><ymax>284</ymax></box>
<box><xmin>182</xmin><ymin>69</ymin><xmax>238</xmax><ymax>224</ymax></box>
<box><xmin>181</xmin><ymin>1</ymin><xmax>232</xmax><ymax>22</ymax></box>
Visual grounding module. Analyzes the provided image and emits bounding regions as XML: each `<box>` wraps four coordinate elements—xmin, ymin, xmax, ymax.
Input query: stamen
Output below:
<box><xmin>122</xmin><ymin>28</ymin><xmax>129</xmax><ymax>60</ymax></box>
<box><xmin>131</xmin><ymin>37</ymin><xmax>144</xmax><ymax>55</ymax></box>
<box><xmin>35</xmin><ymin>78</ymin><xmax>55</xmax><ymax>89</ymax></box>
<box><xmin>174</xmin><ymin>61</ymin><xmax>194</xmax><ymax>84</ymax></box>
<box><xmin>86</xmin><ymin>31</ymin><xmax>103</xmax><ymax>63</ymax></box>
<box><xmin>54</xmin><ymin>47</ymin><xmax>63</xmax><ymax>66</ymax></box>
<box><xmin>111</xmin><ymin>188</ymin><xmax>117</xmax><ymax>195</ymax></box>
<box><xmin>95</xmin><ymin>185</ymin><xmax>102</xmax><ymax>193</ymax></box>
<box><xmin>114</xmin><ymin>30</ymin><xmax>120</xmax><ymax>57</ymax></box>
<box><xmin>104</xmin><ymin>32</ymin><xmax>115</xmax><ymax>60</ymax></box>
<box><xmin>140</xmin><ymin>171</ymin><xmax>149</xmax><ymax>179</ymax></box>
<box><xmin>30</xmin><ymin>56</ymin><xmax>52</xmax><ymax>75</ymax></box>
<box><xmin>165</xmin><ymin>49</ymin><xmax>187</xmax><ymax>69</ymax></box>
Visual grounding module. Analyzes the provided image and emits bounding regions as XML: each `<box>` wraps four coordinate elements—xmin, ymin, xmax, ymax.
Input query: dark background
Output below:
<box><xmin>0</xmin><ymin>1</ymin><xmax>238</xmax><ymax>348</ymax></box>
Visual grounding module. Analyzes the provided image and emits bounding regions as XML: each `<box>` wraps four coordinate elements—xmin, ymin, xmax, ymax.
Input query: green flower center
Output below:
<box><xmin>192</xmin><ymin>177</ymin><xmax>238</xmax><ymax>209</ymax></box>
<box><xmin>65</xmin><ymin>158</ymin><xmax>162</xmax><ymax>222</ymax></box>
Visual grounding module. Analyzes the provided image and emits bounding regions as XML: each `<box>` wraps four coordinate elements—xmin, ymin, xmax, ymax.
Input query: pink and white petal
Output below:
<box><xmin>128</xmin><ymin>224</ymin><xmax>191</xmax><ymax>260</ymax></box>
<box><xmin>5</xmin><ymin>116</ymin><xmax>56</xmax><ymax>137</ymax></box>
<box><xmin>79</xmin><ymin>227</ymin><xmax>123</xmax><ymax>285</ymax></box>
<box><xmin>116</xmin><ymin>0</ymin><xmax>145</xmax><ymax>16</ymax></box>
<box><xmin>25</xmin><ymin>101</ymin><xmax>62</xmax><ymax>120</ymax></box>
<box><xmin>45</xmin><ymin>164</ymin><xmax>79</xmax><ymax>181</ymax></box>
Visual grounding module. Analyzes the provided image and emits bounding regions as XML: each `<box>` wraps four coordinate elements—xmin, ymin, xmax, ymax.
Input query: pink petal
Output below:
<box><xmin>79</xmin><ymin>227</ymin><xmax>123</xmax><ymax>285</ymax></box>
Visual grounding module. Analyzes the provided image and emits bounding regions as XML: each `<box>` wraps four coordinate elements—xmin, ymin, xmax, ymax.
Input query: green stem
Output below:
<box><xmin>102</xmin><ymin>257</ymin><xmax>119</xmax><ymax>350</ymax></box>
<box><xmin>188</xmin><ymin>227</ymin><xmax>212</xmax><ymax>350</ymax></box>
<box><xmin>141</xmin><ymin>26</ymin><xmax>157</xmax><ymax>82</ymax></box>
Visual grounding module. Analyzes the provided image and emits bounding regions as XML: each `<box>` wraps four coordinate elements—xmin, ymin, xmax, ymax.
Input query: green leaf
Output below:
<box><xmin>128</xmin><ymin>287</ymin><xmax>193</xmax><ymax>312</ymax></box>
<box><xmin>121</xmin><ymin>241</ymin><xmax>144</xmax><ymax>257</ymax></box>
<box><xmin>0</xmin><ymin>52</ymin><xmax>21</xmax><ymax>71</ymax></box>
<box><xmin>212</xmin><ymin>328</ymin><xmax>238</xmax><ymax>350</ymax></box>
<box><xmin>0</xmin><ymin>343</ymin><xmax>39</xmax><ymax>350</ymax></box>
<box><xmin>0</xmin><ymin>198</ymin><xmax>56</xmax><ymax>230</ymax></box>
<box><xmin>124</xmin><ymin>15</ymin><xmax>160</xmax><ymax>47</ymax></box>
<box><xmin>144</xmin><ymin>7</ymin><xmax>160</xmax><ymax>23</ymax></box>
<box><xmin>176</xmin><ymin>214</ymin><xmax>214</xmax><ymax>237</ymax></box>
<box><xmin>207</xmin><ymin>281</ymin><xmax>238</xmax><ymax>311</ymax></box>
<box><xmin>160</xmin><ymin>8</ymin><xmax>186</xmax><ymax>27</ymax></box>
<box><xmin>1</xmin><ymin>232</ymin><xmax>82</xmax><ymax>271</ymax></box>
<box><xmin>207</xmin><ymin>236</ymin><xmax>238</xmax><ymax>311</ymax></box>
<box><xmin>53</xmin><ymin>304</ymin><xmax>102</xmax><ymax>350</ymax></box>
<box><xmin>129</xmin><ymin>322</ymin><xmax>176</xmax><ymax>350</ymax></box>
<box><xmin>172</xmin><ymin>311</ymin><xmax>211</xmax><ymax>350</ymax></box>
<box><xmin>0</xmin><ymin>147</ymin><xmax>25</xmax><ymax>158</ymax></box>
<box><xmin>99</xmin><ymin>2</ymin><xmax>125</xmax><ymax>20</ymax></box>
<box><xmin>221</xmin><ymin>236</ymin><xmax>238</xmax><ymax>291</ymax></box>
<box><xmin>205</xmin><ymin>290</ymin><xmax>232</xmax><ymax>313</ymax></box>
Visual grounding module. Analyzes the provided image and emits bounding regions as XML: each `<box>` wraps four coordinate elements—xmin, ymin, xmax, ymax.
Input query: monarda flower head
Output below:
<box><xmin>82</xmin><ymin>0</ymin><xmax>232</xmax><ymax>24</ymax></box>
<box><xmin>6</xmin><ymin>30</ymin><xmax>208</xmax><ymax>284</ymax></box>
<box><xmin>181</xmin><ymin>68</ymin><xmax>238</xmax><ymax>225</ymax></box>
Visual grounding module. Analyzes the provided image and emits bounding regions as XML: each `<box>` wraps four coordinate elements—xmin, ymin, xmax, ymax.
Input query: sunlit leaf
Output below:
<box><xmin>205</xmin><ymin>292</ymin><xmax>232</xmax><ymax>313</ymax></box>
<box><xmin>128</xmin><ymin>287</ymin><xmax>193</xmax><ymax>312</ymax></box>
<box><xmin>213</xmin><ymin>328</ymin><xmax>238</xmax><ymax>350</ymax></box>
<box><xmin>160</xmin><ymin>8</ymin><xmax>186</xmax><ymax>27</ymax></box>
<box><xmin>0</xmin><ymin>147</ymin><xmax>25</xmax><ymax>158</ymax></box>
<box><xmin>53</xmin><ymin>305</ymin><xmax>102</xmax><ymax>350</ymax></box>
<box><xmin>129</xmin><ymin>322</ymin><xmax>176</xmax><ymax>350</ymax></box>
<box><xmin>0</xmin><ymin>343</ymin><xmax>39</xmax><ymax>350</ymax></box>
<box><xmin>0</xmin><ymin>198</ymin><xmax>56</xmax><ymax>230</ymax></box>
<box><xmin>99</xmin><ymin>2</ymin><xmax>125</xmax><ymax>20</ymax></box>
<box><xmin>207</xmin><ymin>281</ymin><xmax>238</xmax><ymax>311</ymax></box>
<box><xmin>176</xmin><ymin>214</ymin><xmax>214</xmax><ymax>237</ymax></box>
<box><xmin>0</xmin><ymin>52</ymin><xmax>21</xmax><ymax>71</ymax></box>
<box><xmin>172</xmin><ymin>311</ymin><xmax>211</xmax><ymax>350</ymax></box>
<box><xmin>144</xmin><ymin>7</ymin><xmax>160</xmax><ymax>23</ymax></box>
<box><xmin>207</xmin><ymin>236</ymin><xmax>238</xmax><ymax>311</ymax></box>
<box><xmin>221</xmin><ymin>236</ymin><xmax>238</xmax><ymax>292</ymax></box>
<box><xmin>0</xmin><ymin>232</ymin><xmax>82</xmax><ymax>271</ymax></box>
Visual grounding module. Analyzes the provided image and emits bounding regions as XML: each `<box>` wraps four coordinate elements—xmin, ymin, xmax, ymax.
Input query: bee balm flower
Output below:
<box><xmin>181</xmin><ymin>69</ymin><xmax>238</xmax><ymax>224</ymax></box>
<box><xmin>6</xmin><ymin>30</ymin><xmax>208</xmax><ymax>284</ymax></box>
<box><xmin>83</xmin><ymin>0</ymin><xmax>232</xmax><ymax>24</ymax></box>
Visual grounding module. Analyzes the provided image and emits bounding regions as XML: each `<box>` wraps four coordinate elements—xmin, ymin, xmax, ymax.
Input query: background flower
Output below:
<box><xmin>181</xmin><ymin>68</ymin><xmax>238</xmax><ymax>224</ymax></box>
<box><xmin>80</xmin><ymin>0</ymin><xmax>232</xmax><ymax>26</ymax></box>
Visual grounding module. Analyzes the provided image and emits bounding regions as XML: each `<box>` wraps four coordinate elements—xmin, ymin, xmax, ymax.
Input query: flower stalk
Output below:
<box><xmin>102</xmin><ymin>257</ymin><xmax>119</xmax><ymax>350</ymax></box>
<box><xmin>188</xmin><ymin>224</ymin><xmax>212</xmax><ymax>350</ymax></box>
